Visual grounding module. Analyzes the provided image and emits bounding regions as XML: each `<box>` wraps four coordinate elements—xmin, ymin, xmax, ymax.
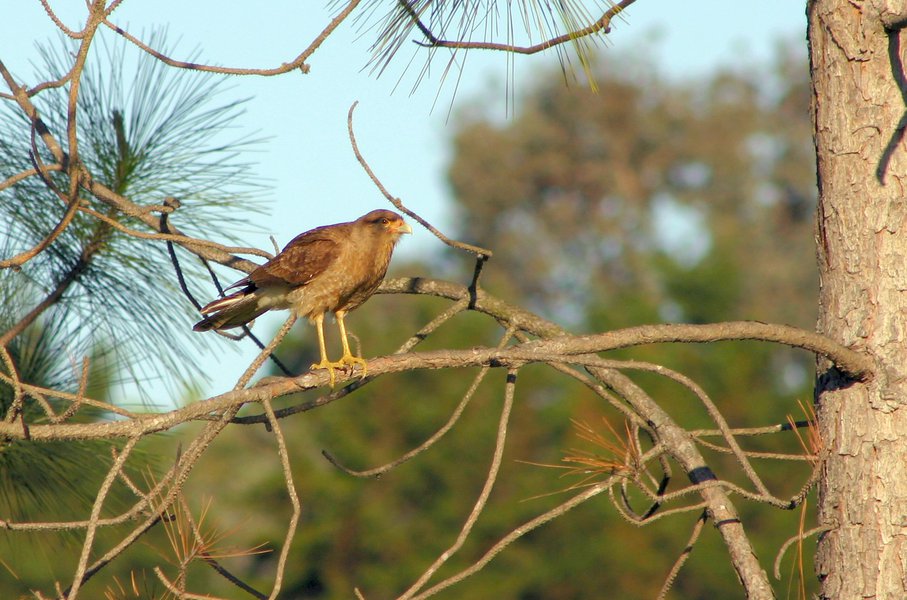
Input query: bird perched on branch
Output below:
<box><xmin>193</xmin><ymin>209</ymin><xmax>412</xmax><ymax>384</ymax></box>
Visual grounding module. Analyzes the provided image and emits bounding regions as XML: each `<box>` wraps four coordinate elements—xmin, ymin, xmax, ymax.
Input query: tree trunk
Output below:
<box><xmin>809</xmin><ymin>1</ymin><xmax>907</xmax><ymax>598</ymax></box>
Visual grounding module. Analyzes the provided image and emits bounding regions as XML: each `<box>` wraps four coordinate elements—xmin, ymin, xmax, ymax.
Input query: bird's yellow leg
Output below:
<box><xmin>336</xmin><ymin>311</ymin><xmax>367</xmax><ymax>378</ymax></box>
<box><xmin>310</xmin><ymin>313</ymin><xmax>339</xmax><ymax>387</ymax></box>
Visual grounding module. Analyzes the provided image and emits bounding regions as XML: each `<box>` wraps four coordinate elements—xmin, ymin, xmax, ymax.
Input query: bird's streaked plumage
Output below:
<box><xmin>193</xmin><ymin>209</ymin><xmax>412</xmax><ymax>384</ymax></box>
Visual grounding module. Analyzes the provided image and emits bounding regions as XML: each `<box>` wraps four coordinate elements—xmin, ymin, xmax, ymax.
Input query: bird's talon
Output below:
<box><xmin>311</xmin><ymin>354</ymin><xmax>368</xmax><ymax>387</ymax></box>
<box><xmin>340</xmin><ymin>354</ymin><xmax>368</xmax><ymax>379</ymax></box>
<box><xmin>311</xmin><ymin>360</ymin><xmax>342</xmax><ymax>387</ymax></box>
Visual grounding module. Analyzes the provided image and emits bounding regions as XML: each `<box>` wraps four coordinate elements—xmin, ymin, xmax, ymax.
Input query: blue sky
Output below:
<box><xmin>1</xmin><ymin>1</ymin><xmax>807</xmax><ymax>400</ymax></box>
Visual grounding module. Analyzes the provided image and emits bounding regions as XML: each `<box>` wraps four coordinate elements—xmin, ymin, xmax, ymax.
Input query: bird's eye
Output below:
<box><xmin>381</xmin><ymin>218</ymin><xmax>389</xmax><ymax>224</ymax></box>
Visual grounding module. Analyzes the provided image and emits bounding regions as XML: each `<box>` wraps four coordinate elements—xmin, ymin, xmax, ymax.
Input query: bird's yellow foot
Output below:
<box><xmin>311</xmin><ymin>359</ymin><xmax>343</xmax><ymax>388</ymax></box>
<box><xmin>339</xmin><ymin>353</ymin><xmax>368</xmax><ymax>379</ymax></box>
<box><xmin>311</xmin><ymin>354</ymin><xmax>367</xmax><ymax>387</ymax></box>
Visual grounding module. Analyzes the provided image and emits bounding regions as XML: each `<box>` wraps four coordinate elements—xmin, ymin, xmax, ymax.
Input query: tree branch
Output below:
<box><xmin>101</xmin><ymin>0</ymin><xmax>362</xmax><ymax>76</ymax></box>
<box><xmin>403</xmin><ymin>0</ymin><xmax>636</xmax><ymax>55</ymax></box>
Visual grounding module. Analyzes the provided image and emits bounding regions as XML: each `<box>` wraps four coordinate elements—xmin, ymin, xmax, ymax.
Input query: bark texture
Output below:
<box><xmin>810</xmin><ymin>1</ymin><xmax>907</xmax><ymax>598</ymax></box>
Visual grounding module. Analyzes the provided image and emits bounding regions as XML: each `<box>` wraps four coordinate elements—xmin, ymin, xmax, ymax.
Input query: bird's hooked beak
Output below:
<box><xmin>395</xmin><ymin>220</ymin><xmax>413</xmax><ymax>235</ymax></box>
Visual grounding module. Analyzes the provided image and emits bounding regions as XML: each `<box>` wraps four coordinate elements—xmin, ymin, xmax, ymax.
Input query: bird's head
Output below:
<box><xmin>358</xmin><ymin>209</ymin><xmax>413</xmax><ymax>240</ymax></box>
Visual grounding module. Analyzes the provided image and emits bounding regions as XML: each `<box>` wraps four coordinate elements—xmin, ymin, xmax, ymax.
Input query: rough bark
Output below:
<box><xmin>809</xmin><ymin>1</ymin><xmax>907</xmax><ymax>598</ymax></box>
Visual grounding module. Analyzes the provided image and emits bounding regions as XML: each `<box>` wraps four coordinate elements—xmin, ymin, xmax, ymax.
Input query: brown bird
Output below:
<box><xmin>193</xmin><ymin>209</ymin><xmax>412</xmax><ymax>384</ymax></box>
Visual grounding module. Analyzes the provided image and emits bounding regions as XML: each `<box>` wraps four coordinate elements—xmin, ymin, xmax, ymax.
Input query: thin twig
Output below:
<box><xmin>325</xmin><ymin>326</ymin><xmax>514</xmax><ymax>477</ymax></box>
<box><xmin>0</xmin><ymin>59</ymin><xmax>67</xmax><ymax>162</ymax></box>
<box><xmin>408</xmin><ymin>481</ymin><xmax>614</xmax><ymax>600</ymax></box>
<box><xmin>608</xmin><ymin>484</ymin><xmax>708</xmax><ymax>527</ymax></box>
<box><xmin>261</xmin><ymin>398</ymin><xmax>301</xmax><ymax>600</ymax></box>
<box><xmin>67</xmin><ymin>435</ymin><xmax>141</xmax><ymax>599</ymax></box>
<box><xmin>399</xmin><ymin>368</ymin><xmax>517</xmax><ymax>600</ymax></box>
<box><xmin>64</xmin><ymin>0</ymin><xmax>109</xmax><ymax>176</ymax></box>
<box><xmin>0</xmin><ymin>163</ymin><xmax>64</xmax><ymax>193</ymax></box>
<box><xmin>612</xmin><ymin>359</ymin><xmax>773</xmax><ymax>498</ymax></box>
<box><xmin>405</xmin><ymin>0</ymin><xmax>636</xmax><ymax>55</ymax></box>
<box><xmin>102</xmin><ymin>0</ymin><xmax>362</xmax><ymax>76</ymax></box>
<box><xmin>347</xmin><ymin>101</ymin><xmax>492</xmax><ymax>260</ymax></box>
<box><xmin>83</xmin><ymin>202</ymin><xmax>273</xmax><ymax>260</ymax></box>
<box><xmin>55</xmin><ymin>356</ymin><xmax>90</xmax><ymax>423</ymax></box>
<box><xmin>38</xmin><ymin>0</ymin><xmax>84</xmax><ymax>38</ymax></box>
<box><xmin>323</xmin><ymin>364</ymin><xmax>487</xmax><ymax>476</ymax></box>
<box><xmin>656</xmin><ymin>511</ymin><xmax>707</xmax><ymax>600</ymax></box>
<box><xmin>694</xmin><ymin>437</ymin><xmax>816</xmax><ymax>462</ymax></box>
<box><xmin>235</xmin><ymin>315</ymin><xmax>297</xmax><ymax>390</ymax></box>
<box><xmin>153</xmin><ymin>567</ymin><xmax>231</xmax><ymax>600</ymax></box>
<box><xmin>0</xmin><ymin>346</ymin><xmax>25</xmax><ymax>427</ymax></box>
<box><xmin>0</xmin><ymin>371</ymin><xmax>133</xmax><ymax>418</ymax></box>
<box><xmin>774</xmin><ymin>523</ymin><xmax>831</xmax><ymax>580</ymax></box>
<box><xmin>395</xmin><ymin>298</ymin><xmax>470</xmax><ymax>354</ymax></box>
<box><xmin>691</xmin><ymin>420</ymin><xmax>813</xmax><ymax>438</ymax></box>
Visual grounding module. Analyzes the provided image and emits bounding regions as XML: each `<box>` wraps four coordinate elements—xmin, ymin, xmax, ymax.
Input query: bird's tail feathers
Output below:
<box><xmin>199</xmin><ymin>292</ymin><xmax>247</xmax><ymax>316</ymax></box>
<box><xmin>193</xmin><ymin>291</ymin><xmax>267</xmax><ymax>332</ymax></box>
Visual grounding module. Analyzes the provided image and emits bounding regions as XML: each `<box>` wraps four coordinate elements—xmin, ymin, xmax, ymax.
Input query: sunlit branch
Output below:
<box><xmin>404</xmin><ymin>0</ymin><xmax>636</xmax><ymax>55</ymax></box>
<box><xmin>0</xmin><ymin>277</ymin><xmax>873</xmax><ymax>443</ymax></box>
<box><xmin>79</xmin><ymin>202</ymin><xmax>273</xmax><ymax>260</ymax></box>
<box><xmin>380</xmin><ymin>277</ymin><xmax>873</xmax><ymax>381</ymax></box>
<box><xmin>0</xmin><ymin>164</ymin><xmax>63</xmax><ymax>192</ymax></box>
<box><xmin>102</xmin><ymin>0</ymin><xmax>362</xmax><ymax>76</ymax></box>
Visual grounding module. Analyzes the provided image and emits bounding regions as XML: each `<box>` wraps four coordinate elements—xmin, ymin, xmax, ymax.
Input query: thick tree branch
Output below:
<box><xmin>379</xmin><ymin>277</ymin><xmax>873</xmax><ymax>380</ymax></box>
<box><xmin>0</xmin><ymin>279</ymin><xmax>871</xmax><ymax>445</ymax></box>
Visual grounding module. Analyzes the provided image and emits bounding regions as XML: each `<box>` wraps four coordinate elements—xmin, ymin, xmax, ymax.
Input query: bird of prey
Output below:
<box><xmin>193</xmin><ymin>209</ymin><xmax>412</xmax><ymax>384</ymax></box>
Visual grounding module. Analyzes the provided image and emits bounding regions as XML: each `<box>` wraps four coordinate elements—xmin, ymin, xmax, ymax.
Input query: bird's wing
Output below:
<box><xmin>250</xmin><ymin>231</ymin><xmax>341</xmax><ymax>288</ymax></box>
